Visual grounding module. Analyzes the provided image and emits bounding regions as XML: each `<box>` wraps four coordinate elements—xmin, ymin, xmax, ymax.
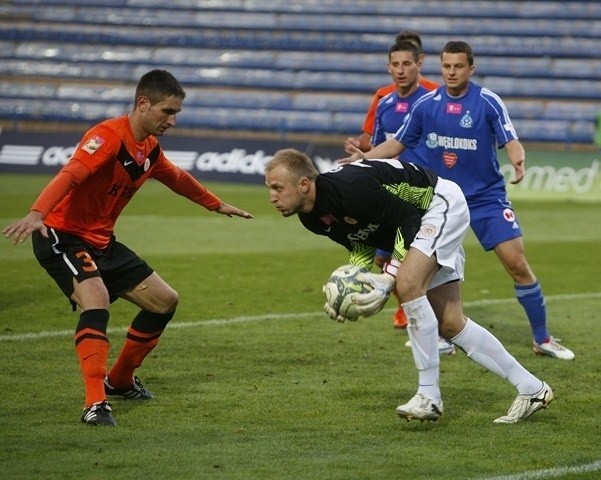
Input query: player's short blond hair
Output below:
<box><xmin>265</xmin><ymin>148</ymin><xmax>319</xmax><ymax>182</ymax></box>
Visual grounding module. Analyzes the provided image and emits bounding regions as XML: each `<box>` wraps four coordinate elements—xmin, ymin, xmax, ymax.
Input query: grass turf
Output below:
<box><xmin>1</xmin><ymin>174</ymin><xmax>600</xmax><ymax>480</ymax></box>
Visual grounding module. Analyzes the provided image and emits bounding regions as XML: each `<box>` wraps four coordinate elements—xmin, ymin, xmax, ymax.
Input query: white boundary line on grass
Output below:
<box><xmin>479</xmin><ymin>459</ymin><xmax>601</xmax><ymax>480</ymax></box>
<box><xmin>1</xmin><ymin>291</ymin><xmax>601</xmax><ymax>343</ymax></box>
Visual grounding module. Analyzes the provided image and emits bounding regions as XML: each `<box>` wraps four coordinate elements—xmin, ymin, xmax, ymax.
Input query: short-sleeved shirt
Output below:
<box><xmin>372</xmin><ymin>85</ymin><xmax>429</xmax><ymax>164</ymax></box>
<box><xmin>361</xmin><ymin>77</ymin><xmax>440</xmax><ymax>136</ymax></box>
<box><xmin>394</xmin><ymin>81</ymin><xmax>518</xmax><ymax>203</ymax></box>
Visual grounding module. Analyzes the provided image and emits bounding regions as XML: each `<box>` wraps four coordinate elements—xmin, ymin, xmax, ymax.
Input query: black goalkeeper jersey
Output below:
<box><xmin>298</xmin><ymin>159</ymin><xmax>439</xmax><ymax>264</ymax></box>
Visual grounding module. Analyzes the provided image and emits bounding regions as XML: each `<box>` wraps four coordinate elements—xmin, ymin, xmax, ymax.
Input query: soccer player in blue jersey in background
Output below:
<box><xmin>372</xmin><ymin>40</ymin><xmax>430</xmax><ymax>331</ymax></box>
<box><xmin>344</xmin><ymin>40</ymin><xmax>574</xmax><ymax>360</ymax></box>
<box><xmin>371</xmin><ymin>40</ymin><xmax>429</xmax><ymax>151</ymax></box>
<box><xmin>370</xmin><ymin>39</ymin><xmax>455</xmax><ymax>354</ymax></box>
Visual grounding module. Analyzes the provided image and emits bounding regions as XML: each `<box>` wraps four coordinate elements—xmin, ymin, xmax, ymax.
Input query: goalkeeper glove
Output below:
<box><xmin>323</xmin><ymin>301</ymin><xmax>354</xmax><ymax>323</ymax></box>
<box><xmin>352</xmin><ymin>260</ymin><xmax>399</xmax><ymax>317</ymax></box>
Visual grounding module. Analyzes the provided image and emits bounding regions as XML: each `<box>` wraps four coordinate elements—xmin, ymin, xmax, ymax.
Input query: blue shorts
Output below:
<box><xmin>468</xmin><ymin>197</ymin><xmax>523</xmax><ymax>251</ymax></box>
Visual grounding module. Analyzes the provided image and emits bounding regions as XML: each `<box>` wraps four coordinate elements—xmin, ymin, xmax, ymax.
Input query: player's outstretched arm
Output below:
<box><xmin>339</xmin><ymin>137</ymin><xmax>405</xmax><ymax>165</ymax></box>
<box><xmin>215</xmin><ymin>202</ymin><xmax>253</xmax><ymax>219</ymax></box>
<box><xmin>2</xmin><ymin>211</ymin><xmax>48</xmax><ymax>244</ymax></box>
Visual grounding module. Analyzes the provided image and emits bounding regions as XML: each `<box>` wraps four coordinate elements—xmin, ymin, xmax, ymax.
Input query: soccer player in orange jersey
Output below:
<box><xmin>3</xmin><ymin>69</ymin><xmax>253</xmax><ymax>426</ymax></box>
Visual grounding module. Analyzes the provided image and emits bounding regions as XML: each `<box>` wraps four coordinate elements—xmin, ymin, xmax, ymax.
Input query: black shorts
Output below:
<box><xmin>32</xmin><ymin>228</ymin><xmax>154</xmax><ymax>304</ymax></box>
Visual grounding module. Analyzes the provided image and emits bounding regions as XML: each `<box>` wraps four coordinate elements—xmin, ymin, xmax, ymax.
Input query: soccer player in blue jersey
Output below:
<box><xmin>344</xmin><ymin>40</ymin><xmax>574</xmax><ymax>360</ymax></box>
<box><xmin>371</xmin><ymin>40</ymin><xmax>454</xmax><ymax>354</ymax></box>
<box><xmin>372</xmin><ymin>40</ymin><xmax>430</xmax><ymax>150</ymax></box>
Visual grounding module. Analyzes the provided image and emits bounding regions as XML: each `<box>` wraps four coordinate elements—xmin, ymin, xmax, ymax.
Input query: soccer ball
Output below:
<box><xmin>323</xmin><ymin>264</ymin><xmax>373</xmax><ymax>319</ymax></box>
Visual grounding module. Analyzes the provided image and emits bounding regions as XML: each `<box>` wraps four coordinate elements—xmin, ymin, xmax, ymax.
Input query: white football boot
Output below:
<box><xmin>493</xmin><ymin>381</ymin><xmax>554</xmax><ymax>424</ymax></box>
<box><xmin>532</xmin><ymin>337</ymin><xmax>574</xmax><ymax>360</ymax></box>
<box><xmin>396</xmin><ymin>393</ymin><xmax>443</xmax><ymax>421</ymax></box>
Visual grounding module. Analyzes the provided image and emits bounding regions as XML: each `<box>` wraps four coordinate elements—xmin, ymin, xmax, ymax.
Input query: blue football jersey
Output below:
<box><xmin>372</xmin><ymin>85</ymin><xmax>428</xmax><ymax>165</ymax></box>
<box><xmin>395</xmin><ymin>82</ymin><xmax>519</xmax><ymax>201</ymax></box>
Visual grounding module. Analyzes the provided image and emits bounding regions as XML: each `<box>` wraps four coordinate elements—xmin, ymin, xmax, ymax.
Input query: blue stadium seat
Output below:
<box><xmin>568</xmin><ymin>121</ymin><xmax>595</xmax><ymax>143</ymax></box>
<box><xmin>291</xmin><ymin>93</ymin><xmax>372</xmax><ymax>114</ymax></box>
<box><xmin>1</xmin><ymin>0</ymin><xmax>600</xmax><ymax>144</ymax></box>
<box><xmin>513</xmin><ymin>119</ymin><xmax>571</xmax><ymax>143</ymax></box>
<box><xmin>178</xmin><ymin>107</ymin><xmax>287</xmax><ymax>131</ymax></box>
<box><xmin>184</xmin><ymin>90</ymin><xmax>293</xmax><ymax>110</ymax></box>
<box><xmin>331</xmin><ymin>112</ymin><xmax>369</xmax><ymax>134</ymax></box>
<box><xmin>504</xmin><ymin>101</ymin><xmax>545</xmax><ymax>120</ymax></box>
<box><xmin>55</xmin><ymin>85</ymin><xmax>131</xmax><ymax>102</ymax></box>
<box><xmin>0</xmin><ymin>82</ymin><xmax>57</xmax><ymax>99</ymax></box>
<box><xmin>481</xmin><ymin>77</ymin><xmax>601</xmax><ymax>100</ymax></box>
<box><xmin>285</xmin><ymin>111</ymin><xmax>333</xmax><ymax>133</ymax></box>
<box><xmin>153</xmin><ymin>48</ymin><xmax>277</xmax><ymax>69</ymax></box>
<box><xmin>544</xmin><ymin>102</ymin><xmax>599</xmax><ymax>121</ymax></box>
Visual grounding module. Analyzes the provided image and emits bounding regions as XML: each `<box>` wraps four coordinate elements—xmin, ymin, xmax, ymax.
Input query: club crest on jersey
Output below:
<box><xmin>144</xmin><ymin>158</ymin><xmax>151</xmax><ymax>171</ymax></box>
<box><xmin>81</xmin><ymin>136</ymin><xmax>105</xmax><ymax>154</ymax></box>
<box><xmin>443</xmin><ymin>151</ymin><xmax>457</xmax><ymax>168</ymax></box>
<box><xmin>446</xmin><ymin>103</ymin><xmax>462</xmax><ymax>114</ymax></box>
<box><xmin>460</xmin><ymin>111</ymin><xmax>473</xmax><ymax>128</ymax></box>
<box><xmin>395</xmin><ymin>102</ymin><xmax>409</xmax><ymax>113</ymax></box>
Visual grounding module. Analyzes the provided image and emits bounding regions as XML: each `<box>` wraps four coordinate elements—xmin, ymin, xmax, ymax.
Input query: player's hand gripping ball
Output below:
<box><xmin>322</xmin><ymin>264</ymin><xmax>373</xmax><ymax>322</ymax></box>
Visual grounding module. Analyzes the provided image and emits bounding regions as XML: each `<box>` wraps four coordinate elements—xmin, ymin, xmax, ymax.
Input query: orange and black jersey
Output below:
<box><xmin>31</xmin><ymin>116</ymin><xmax>222</xmax><ymax>249</ymax></box>
<box><xmin>298</xmin><ymin>159</ymin><xmax>438</xmax><ymax>265</ymax></box>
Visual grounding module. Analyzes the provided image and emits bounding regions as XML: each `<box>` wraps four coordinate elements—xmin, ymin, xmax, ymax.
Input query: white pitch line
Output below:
<box><xmin>1</xmin><ymin>291</ymin><xmax>600</xmax><ymax>343</ymax></box>
<box><xmin>478</xmin><ymin>459</ymin><xmax>601</xmax><ymax>480</ymax></box>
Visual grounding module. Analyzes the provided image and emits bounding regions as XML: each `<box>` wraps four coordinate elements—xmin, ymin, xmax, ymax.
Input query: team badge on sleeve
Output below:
<box><xmin>81</xmin><ymin>136</ymin><xmax>105</xmax><ymax>154</ymax></box>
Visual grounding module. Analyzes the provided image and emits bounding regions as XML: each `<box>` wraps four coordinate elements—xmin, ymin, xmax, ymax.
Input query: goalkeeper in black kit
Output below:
<box><xmin>264</xmin><ymin>148</ymin><xmax>553</xmax><ymax>424</ymax></box>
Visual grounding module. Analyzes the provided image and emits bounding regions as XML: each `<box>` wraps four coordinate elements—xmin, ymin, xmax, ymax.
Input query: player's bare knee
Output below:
<box><xmin>395</xmin><ymin>278</ymin><xmax>426</xmax><ymax>303</ymax></box>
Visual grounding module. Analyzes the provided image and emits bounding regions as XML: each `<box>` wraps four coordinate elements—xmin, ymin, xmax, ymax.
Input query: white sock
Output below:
<box><xmin>451</xmin><ymin>319</ymin><xmax>542</xmax><ymax>394</ymax></box>
<box><xmin>402</xmin><ymin>296</ymin><xmax>440</xmax><ymax>402</ymax></box>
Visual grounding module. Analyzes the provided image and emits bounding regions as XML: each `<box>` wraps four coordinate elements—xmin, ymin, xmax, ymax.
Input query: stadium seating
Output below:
<box><xmin>0</xmin><ymin>0</ymin><xmax>600</xmax><ymax>145</ymax></box>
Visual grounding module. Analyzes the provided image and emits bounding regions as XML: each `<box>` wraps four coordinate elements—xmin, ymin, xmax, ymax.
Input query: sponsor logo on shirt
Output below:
<box><xmin>446</xmin><ymin>103</ymin><xmax>462</xmax><ymax>114</ymax></box>
<box><xmin>81</xmin><ymin>136</ymin><xmax>105</xmax><ymax>154</ymax></box>
<box><xmin>395</xmin><ymin>102</ymin><xmax>409</xmax><ymax>113</ymax></box>
<box><xmin>348</xmin><ymin>223</ymin><xmax>379</xmax><ymax>242</ymax></box>
<box><xmin>426</xmin><ymin>132</ymin><xmax>477</xmax><ymax>150</ymax></box>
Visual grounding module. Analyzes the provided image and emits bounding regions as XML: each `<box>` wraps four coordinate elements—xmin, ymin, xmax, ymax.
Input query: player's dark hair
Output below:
<box><xmin>134</xmin><ymin>69</ymin><xmax>186</xmax><ymax>106</ymax></box>
<box><xmin>389</xmin><ymin>39</ymin><xmax>421</xmax><ymax>63</ymax></box>
<box><xmin>441</xmin><ymin>41</ymin><xmax>474</xmax><ymax>66</ymax></box>
<box><xmin>266</xmin><ymin>148</ymin><xmax>319</xmax><ymax>181</ymax></box>
<box><xmin>395</xmin><ymin>30</ymin><xmax>423</xmax><ymax>53</ymax></box>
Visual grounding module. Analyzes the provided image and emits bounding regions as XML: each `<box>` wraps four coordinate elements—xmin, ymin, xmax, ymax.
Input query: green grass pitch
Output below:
<box><xmin>1</xmin><ymin>173</ymin><xmax>600</xmax><ymax>480</ymax></box>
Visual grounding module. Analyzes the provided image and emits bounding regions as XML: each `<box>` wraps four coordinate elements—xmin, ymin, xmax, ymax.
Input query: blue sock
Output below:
<box><xmin>515</xmin><ymin>281</ymin><xmax>548</xmax><ymax>344</ymax></box>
